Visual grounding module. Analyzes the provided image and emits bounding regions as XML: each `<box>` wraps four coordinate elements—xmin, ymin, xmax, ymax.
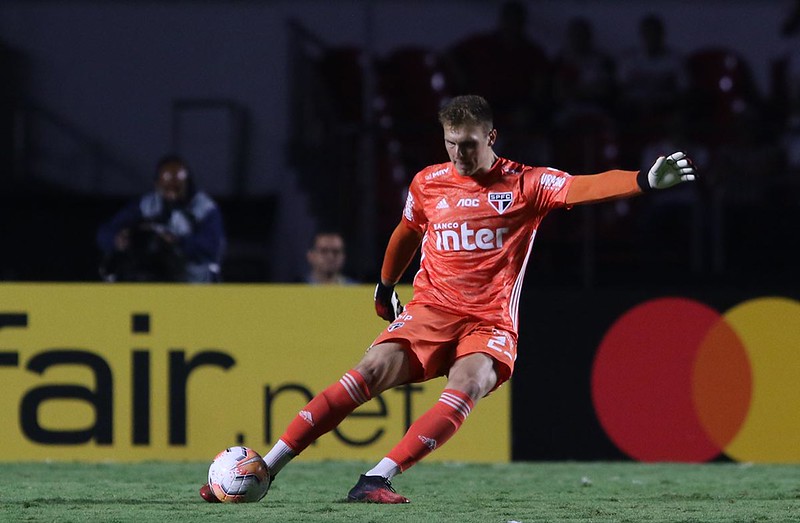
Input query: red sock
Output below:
<box><xmin>386</xmin><ymin>389</ymin><xmax>474</xmax><ymax>471</ymax></box>
<box><xmin>280</xmin><ymin>370</ymin><xmax>371</xmax><ymax>454</ymax></box>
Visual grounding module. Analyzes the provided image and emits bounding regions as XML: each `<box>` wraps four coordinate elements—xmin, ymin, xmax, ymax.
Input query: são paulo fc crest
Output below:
<box><xmin>488</xmin><ymin>192</ymin><xmax>513</xmax><ymax>214</ymax></box>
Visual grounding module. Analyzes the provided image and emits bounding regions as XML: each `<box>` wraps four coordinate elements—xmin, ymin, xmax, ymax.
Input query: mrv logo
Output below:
<box><xmin>433</xmin><ymin>222</ymin><xmax>509</xmax><ymax>251</ymax></box>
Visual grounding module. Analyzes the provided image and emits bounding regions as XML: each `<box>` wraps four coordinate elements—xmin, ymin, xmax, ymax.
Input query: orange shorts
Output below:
<box><xmin>370</xmin><ymin>303</ymin><xmax>517</xmax><ymax>391</ymax></box>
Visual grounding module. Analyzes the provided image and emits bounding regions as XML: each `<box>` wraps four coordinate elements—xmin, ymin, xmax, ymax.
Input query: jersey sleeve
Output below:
<box><xmin>525</xmin><ymin>167</ymin><xmax>574</xmax><ymax>214</ymax></box>
<box><xmin>401</xmin><ymin>173</ymin><xmax>428</xmax><ymax>232</ymax></box>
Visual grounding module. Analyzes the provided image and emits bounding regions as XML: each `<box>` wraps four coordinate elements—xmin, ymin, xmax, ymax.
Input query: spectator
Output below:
<box><xmin>445</xmin><ymin>1</ymin><xmax>552</xmax><ymax>163</ymax></box>
<box><xmin>778</xmin><ymin>0</ymin><xmax>800</xmax><ymax>199</ymax></box>
<box><xmin>780</xmin><ymin>0</ymin><xmax>800</xmax><ymax>114</ymax></box>
<box><xmin>552</xmin><ymin>16</ymin><xmax>617</xmax><ymax>123</ymax></box>
<box><xmin>551</xmin><ymin>16</ymin><xmax>619</xmax><ymax>173</ymax></box>
<box><xmin>97</xmin><ymin>154</ymin><xmax>226</xmax><ymax>283</ymax></box>
<box><xmin>304</xmin><ymin>231</ymin><xmax>356</xmax><ymax>285</ymax></box>
<box><xmin>617</xmin><ymin>13</ymin><xmax>688</xmax><ymax>164</ymax></box>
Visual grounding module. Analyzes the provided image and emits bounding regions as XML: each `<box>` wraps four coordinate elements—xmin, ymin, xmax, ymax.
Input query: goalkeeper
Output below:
<box><xmin>202</xmin><ymin>94</ymin><xmax>696</xmax><ymax>504</ymax></box>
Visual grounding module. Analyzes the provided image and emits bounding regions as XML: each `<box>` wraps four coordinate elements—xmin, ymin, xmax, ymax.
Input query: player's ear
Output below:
<box><xmin>488</xmin><ymin>128</ymin><xmax>497</xmax><ymax>146</ymax></box>
<box><xmin>487</xmin><ymin>128</ymin><xmax>497</xmax><ymax>147</ymax></box>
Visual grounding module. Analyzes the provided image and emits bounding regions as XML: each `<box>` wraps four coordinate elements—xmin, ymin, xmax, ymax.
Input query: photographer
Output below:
<box><xmin>97</xmin><ymin>154</ymin><xmax>226</xmax><ymax>283</ymax></box>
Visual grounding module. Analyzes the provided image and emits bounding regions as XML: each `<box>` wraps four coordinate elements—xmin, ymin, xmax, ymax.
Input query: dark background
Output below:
<box><xmin>1</xmin><ymin>0</ymin><xmax>798</xmax><ymax>285</ymax></box>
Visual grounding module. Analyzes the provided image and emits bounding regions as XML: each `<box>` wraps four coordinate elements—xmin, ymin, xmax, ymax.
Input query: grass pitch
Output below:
<box><xmin>2</xmin><ymin>460</ymin><xmax>798</xmax><ymax>522</ymax></box>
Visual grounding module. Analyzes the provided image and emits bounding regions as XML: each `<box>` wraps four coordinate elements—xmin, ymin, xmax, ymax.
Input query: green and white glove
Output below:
<box><xmin>638</xmin><ymin>151</ymin><xmax>696</xmax><ymax>191</ymax></box>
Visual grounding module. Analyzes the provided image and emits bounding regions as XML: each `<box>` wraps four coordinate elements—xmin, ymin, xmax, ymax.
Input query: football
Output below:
<box><xmin>207</xmin><ymin>446</ymin><xmax>271</xmax><ymax>503</ymax></box>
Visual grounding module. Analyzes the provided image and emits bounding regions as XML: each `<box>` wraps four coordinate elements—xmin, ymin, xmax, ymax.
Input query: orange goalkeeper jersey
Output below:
<box><xmin>402</xmin><ymin>157</ymin><xmax>573</xmax><ymax>335</ymax></box>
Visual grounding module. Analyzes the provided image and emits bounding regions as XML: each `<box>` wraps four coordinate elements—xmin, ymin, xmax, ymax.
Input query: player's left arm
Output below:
<box><xmin>565</xmin><ymin>151</ymin><xmax>696</xmax><ymax>206</ymax></box>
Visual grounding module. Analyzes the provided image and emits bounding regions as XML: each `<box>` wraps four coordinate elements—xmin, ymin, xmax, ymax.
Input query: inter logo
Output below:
<box><xmin>488</xmin><ymin>192</ymin><xmax>513</xmax><ymax>214</ymax></box>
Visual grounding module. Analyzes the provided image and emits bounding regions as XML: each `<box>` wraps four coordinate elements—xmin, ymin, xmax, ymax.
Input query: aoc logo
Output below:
<box><xmin>591</xmin><ymin>296</ymin><xmax>800</xmax><ymax>463</ymax></box>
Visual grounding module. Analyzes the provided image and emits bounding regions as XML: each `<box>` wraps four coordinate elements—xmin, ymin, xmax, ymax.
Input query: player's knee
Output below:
<box><xmin>447</xmin><ymin>373</ymin><xmax>494</xmax><ymax>401</ymax></box>
<box><xmin>447</xmin><ymin>355</ymin><xmax>498</xmax><ymax>400</ymax></box>
<box><xmin>353</xmin><ymin>360</ymin><xmax>382</xmax><ymax>391</ymax></box>
<box><xmin>353</xmin><ymin>346</ymin><xmax>407</xmax><ymax>394</ymax></box>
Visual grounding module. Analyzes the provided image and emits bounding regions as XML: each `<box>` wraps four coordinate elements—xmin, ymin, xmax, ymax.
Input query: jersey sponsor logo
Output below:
<box><xmin>540</xmin><ymin>172</ymin><xmax>566</xmax><ymax>190</ymax></box>
<box><xmin>403</xmin><ymin>192</ymin><xmax>415</xmax><ymax>222</ymax></box>
<box><xmin>488</xmin><ymin>192</ymin><xmax>513</xmax><ymax>214</ymax></box>
<box><xmin>456</xmin><ymin>198</ymin><xmax>480</xmax><ymax>207</ymax></box>
<box><xmin>387</xmin><ymin>322</ymin><xmax>404</xmax><ymax>332</ymax></box>
<box><xmin>501</xmin><ymin>166</ymin><xmax>522</xmax><ymax>175</ymax></box>
<box><xmin>436</xmin><ymin>197</ymin><xmax>449</xmax><ymax>209</ymax></box>
<box><xmin>425</xmin><ymin>167</ymin><xmax>448</xmax><ymax>180</ymax></box>
<box><xmin>434</xmin><ymin>222</ymin><xmax>509</xmax><ymax>251</ymax></box>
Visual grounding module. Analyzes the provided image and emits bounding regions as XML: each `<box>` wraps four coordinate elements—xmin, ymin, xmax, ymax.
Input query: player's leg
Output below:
<box><xmin>261</xmin><ymin>342</ymin><xmax>415</xmax><ymax>477</ymax></box>
<box><xmin>383</xmin><ymin>352</ymin><xmax>496</xmax><ymax>471</ymax></box>
<box><xmin>201</xmin><ymin>342</ymin><xmax>415</xmax><ymax>502</ymax></box>
<box><xmin>347</xmin><ymin>353</ymin><xmax>497</xmax><ymax>504</ymax></box>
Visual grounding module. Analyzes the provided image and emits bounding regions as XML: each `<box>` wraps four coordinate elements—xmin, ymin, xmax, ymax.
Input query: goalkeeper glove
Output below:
<box><xmin>374</xmin><ymin>282</ymin><xmax>403</xmax><ymax>322</ymax></box>
<box><xmin>638</xmin><ymin>151</ymin><xmax>696</xmax><ymax>191</ymax></box>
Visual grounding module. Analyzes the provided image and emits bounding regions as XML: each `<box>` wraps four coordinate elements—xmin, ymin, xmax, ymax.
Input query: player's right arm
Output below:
<box><xmin>380</xmin><ymin>221</ymin><xmax>423</xmax><ymax>286</ymax></box>
<box><xmin>374</xmin><ymin>221</ymin><xmax>423</xmax><ymax>321</ymax></box>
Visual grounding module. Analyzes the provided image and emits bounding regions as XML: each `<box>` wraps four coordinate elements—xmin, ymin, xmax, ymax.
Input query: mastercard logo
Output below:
<box><xmin>591</xmin><ymin>296</ymin><xmax>800</xmax><ymax>463</ymax></box>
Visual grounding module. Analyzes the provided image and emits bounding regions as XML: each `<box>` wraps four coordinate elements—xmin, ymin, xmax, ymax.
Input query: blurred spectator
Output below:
<box><xmin>777</xmin><ymin>0</ymin><xmax>800</xmax><ymax>201</ymax></box>
<box><xmin>705</xmin><ymin>109</ymin><xmax>784</xmax><ymax>205</ymax></box>
<box><xmin>551</xmin><ymin>16</ymin><xmax>619</xmax><ymax>174</ymax></box>
<box><xmin>780</xmin><ymin>0</ymin><xmax>800</xmax><ymax>113</ymax></box>
<box><xmin>445</xmin><ymin>1</ymin><xmax>552</xmax><ymax>163</ymax></box>
<box><xmin>617</xmin><ymin>13</ymin><xmax>688</xmax><ymax>164</ymax></box>
<box><xmin>97</xmin><ymin>154</ymin><xmax>226</xmax><ymax>283</ymax></box>
<box><xmin>304</xmin><ymin>231</ymin><xmax>357</xmax><ymax>285</ymax></box>
<box><xmin>552</xmin><ymin>16</ymin><xmax>617</xmax><ymax>122</ymax></box>
<box><xmin>685</xmin><ymin>46</ymin><xmax>763</xmax><ymax>148</ymax></box>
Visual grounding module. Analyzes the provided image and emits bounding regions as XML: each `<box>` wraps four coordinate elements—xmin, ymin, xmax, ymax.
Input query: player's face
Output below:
<box><xmin>156</xmin><ymin>162</ymin><xmax>189</xmax><ymax>202</ymax></box>
<box><xmin>443</xmin><ymin>123</ymin><xmax>497</xmax><ymax>177</ymax></box>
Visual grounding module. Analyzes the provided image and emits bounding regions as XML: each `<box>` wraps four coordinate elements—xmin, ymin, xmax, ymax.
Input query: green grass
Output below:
<box><xmin>2</xmin><ymin>461</ymin><xmax>798</xmax><ymax>522</ymax></box>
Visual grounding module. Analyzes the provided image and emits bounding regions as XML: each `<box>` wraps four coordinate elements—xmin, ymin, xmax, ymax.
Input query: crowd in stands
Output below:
<box><xmin>293</xmin><ymin>1</ymin><xmax>800</xmax><ymax>283</ymax></box>
<box><xmin>6</xmin><ymin>1</ymin><xmax>797</xmax><ymax>284</ymax></box>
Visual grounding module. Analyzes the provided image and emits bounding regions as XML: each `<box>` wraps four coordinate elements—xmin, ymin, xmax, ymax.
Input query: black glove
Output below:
<box><xmin>374</xmin><ymin>282</ymin><xmax>403</xmax><ymax>322</ymax></box>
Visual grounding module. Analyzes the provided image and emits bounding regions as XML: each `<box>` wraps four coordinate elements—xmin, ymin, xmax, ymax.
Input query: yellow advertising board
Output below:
<box><xmin>0</xmin><ymin>284</ymin><xmax>510</xmax><ymax>463</ymax></box>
